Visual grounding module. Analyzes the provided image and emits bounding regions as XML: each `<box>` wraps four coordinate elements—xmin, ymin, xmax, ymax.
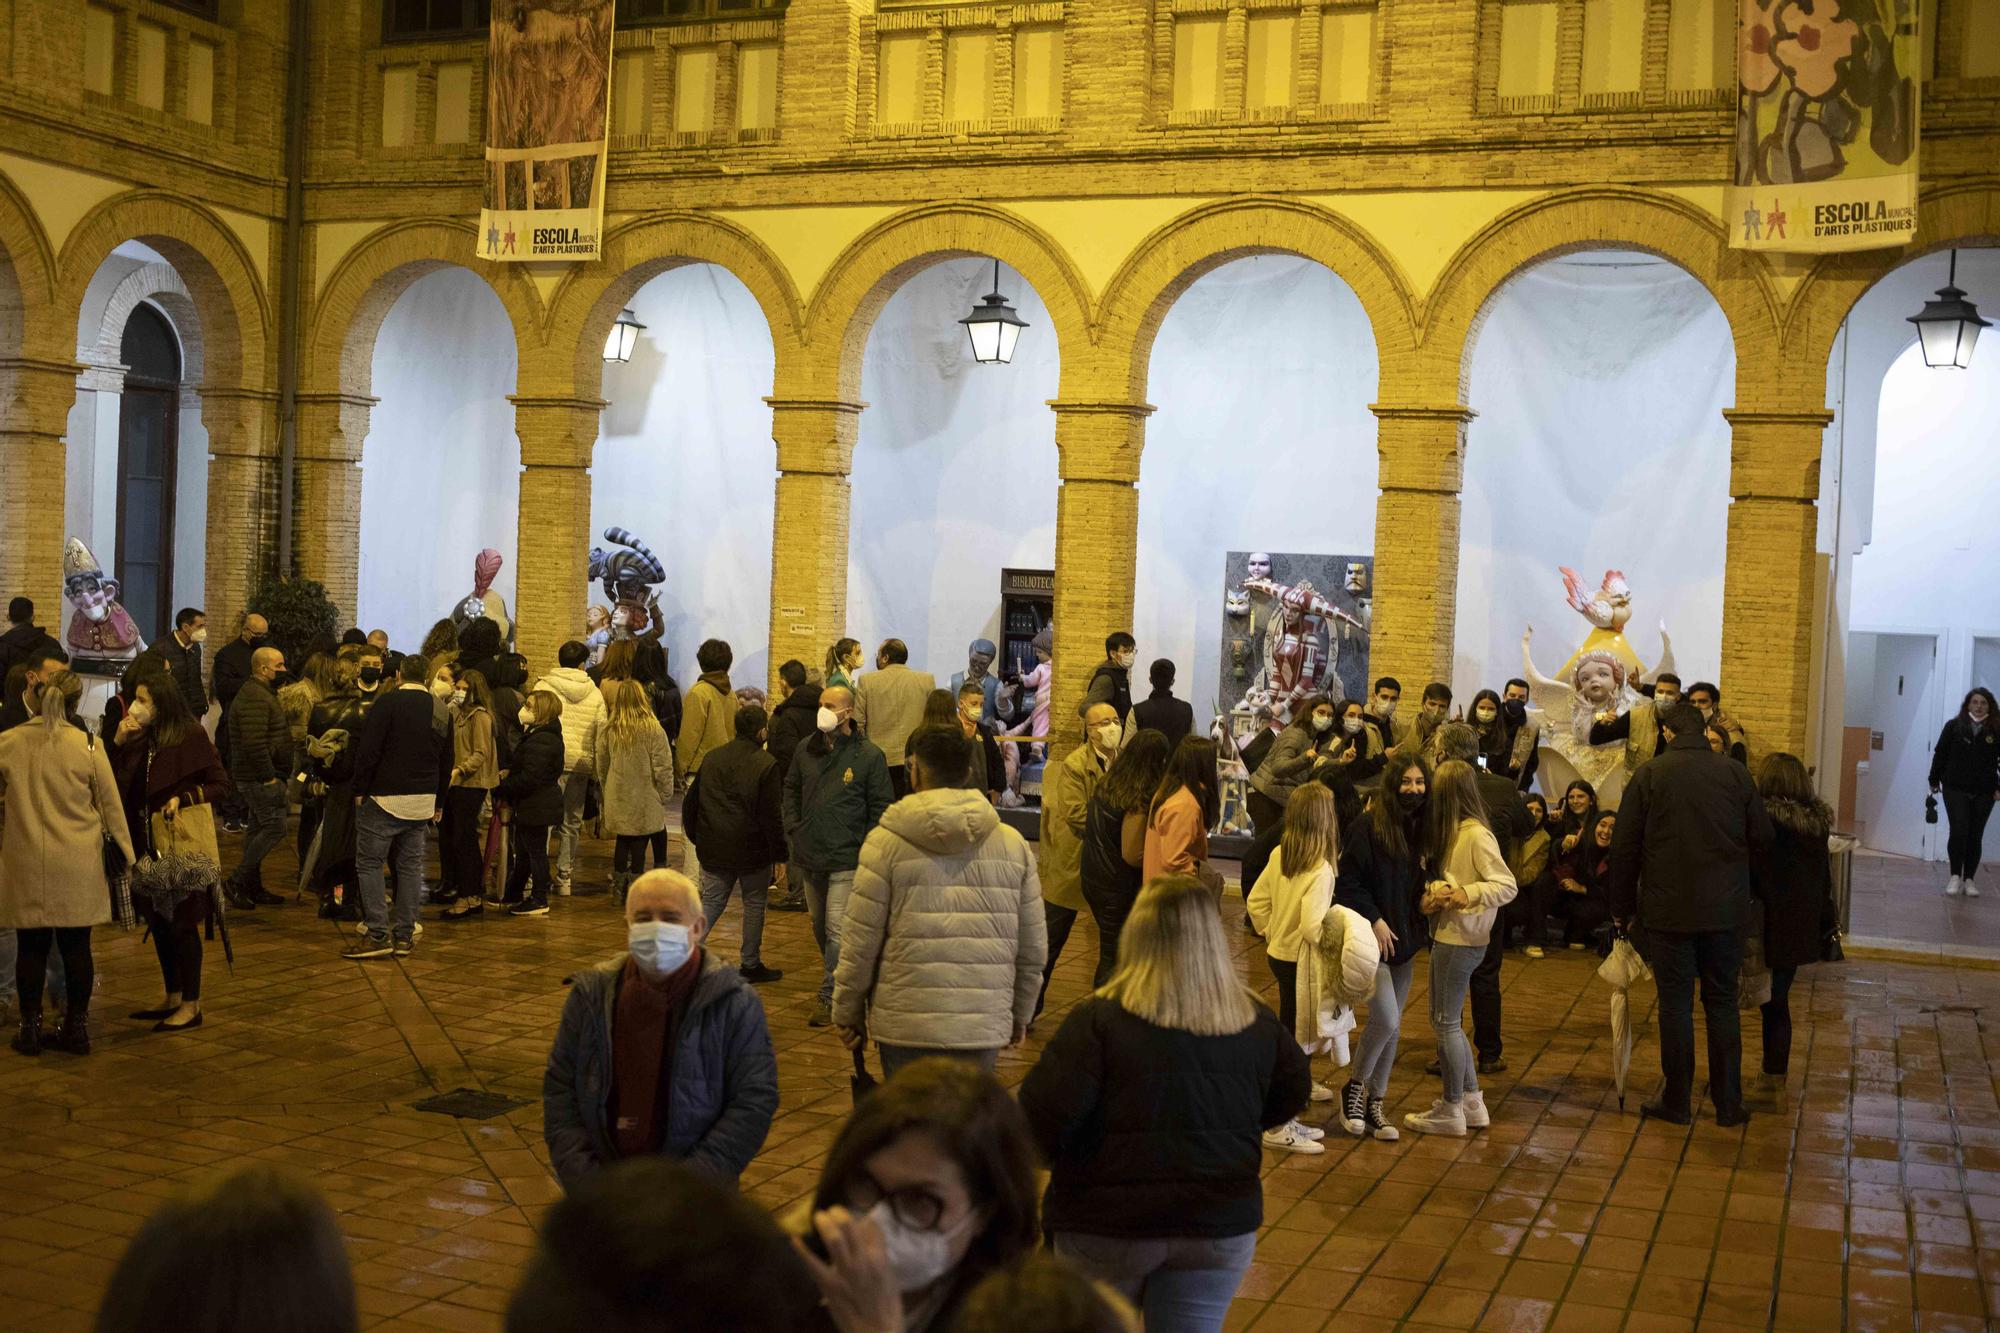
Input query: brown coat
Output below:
<box><xmin>0</xmin><ymin>721</ymin><xmax>135</xmax><ymax>928</ymax></box>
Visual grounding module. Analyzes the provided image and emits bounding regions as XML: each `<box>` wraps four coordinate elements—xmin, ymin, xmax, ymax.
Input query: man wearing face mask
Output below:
<box><xmin>784</xmin><ymin>685</ymin><xmax>894</xmax><ymax>1027</ymax></box>
<box><xmin>222</xmin><ymin>646</ymin><xmax>293</xmax><ymax>911</ymax></box>
<box><xmin>1588</xmin><ymin>670</ymin><xmax>1680</xmax><ymax>765</ymax></box>
<box><xmin>1498</xmin><ymin>677</ymin><xmax>1541</xmax><ymax>789</ymax></box>
<box><xmin>137</xmin><ymin>607</ymin><xmax>208</xmax><ymax>719</ymax></box>
<box><xmin>834</xmin><ymin>727</ymin><xmax>1047</xmax><ymax>1077</ymax></box>
<box><xmin>210</xmin><ymin>613</ymin><xmax>268</xmax><ymax>831</ymax></box>
<box><xmin>1036</xmin><ymin>703</ymin><xmax>1121</xmax><ymax>1020</ymax></box>
<box><xmin>541</xmin><ymin>870</ymin><xmax>778</xmax><ymax>1191</ymax></box>
<box><xmin>1362</xmin><ymin>677</ymin><xmax>1402</xmax><ymax>751</ymax></box>
<box><xmin>1077</xmin><ymin>632</ymin><xmax>1138</xmax><ymax>726</ymax></box>
<box><xmin>302</xmin><ymin>646</ymin><xmax>387</xmax><ymax>916</ymax></box>
<box><xmin>0</xmin><ymin>644</ymin><xmax>69</xmax><ymax>733</ymax></box>
<box><xmin>342</xmin><ymin>653</ymin><xmax>453</xmax><ymax>959</ymax></box>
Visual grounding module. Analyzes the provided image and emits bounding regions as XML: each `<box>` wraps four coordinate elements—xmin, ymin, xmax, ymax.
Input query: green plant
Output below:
<box><xmin>248</xmin><ymin>576</ymin><xmax>340</xmax><ymax>669</ymax></box>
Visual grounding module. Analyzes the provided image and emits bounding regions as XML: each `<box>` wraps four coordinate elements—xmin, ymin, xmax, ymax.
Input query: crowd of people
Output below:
<box><xmin>0</xmin><ymin>591</ymin><xmax>1972</xmax><ymax>1329</ymax></box>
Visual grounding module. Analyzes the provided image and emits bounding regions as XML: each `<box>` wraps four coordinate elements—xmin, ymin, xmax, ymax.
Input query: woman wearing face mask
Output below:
<box><xmin>1326</xmin><ymin>697</ymin><xmax>1385</xmax><ymax>784</ymax></box>
<box><xmin>1467</xmin><ymin>688</ymin><xmax>1512</xmax><ymax>776</ymax></box>
<box><xmin>426</xmin><ymin>660</ymin><xmax>458</xmax><ymax>735</ymax></box>
<box><xmin>1504</xmin><ymin>793</ymin><xmax>1553</xmax><ymax>951</ymax></box>
<box><xmin>1404</xmin><ymin>760</ymin><xmax>1516</xmax><ymax>1137</ymax></box>
<box><xmin>1929</xmin><ymin>688</ymin><xmax>2000</xmax><ymax>899</ymax></box>
<box><xmin>1247</xmin><ymin>696</ymin><xmax>1339</xmax><ymax>837</ymax></box>
<box><xmin>826</xmin><ymin>638</ymin><xmax>863</xmax><ymax>694</ymax></box>
<box><xmin>797</xmin><ymin>1060</ymin><xmax>1041</xmax><ymax>1333</ymax></box>
<box><xmin>438</xmin><ymin>670</ymin><xmax>498</xmax><ymax>918</ymax></box>
<box><xmin>110</xmin><ymin>674</ymin><xmax>226</xmax><ymax>1034</ymax></box>
<box><xmin>1144</xmin><ymin>738</ymin><xmax>1221</xmax><ymax>889</ymax></box>
<box><xmin>496</xmin><ymin>690</ymin><xmax>567</xmax><ymax>916</ymax></box>
<box><xmin>1019</xmin><ymin>875</ymin><xmax>1310</xmax><ymax>1330</ymax></box>
<box><xmin>1079</xmin><ymin>731</ymin><xmax>1173</xmax><ymax>988</ymax></box>
<box><xmin>281</xmin><ymin>653</ymin><xmax>341</xmax><ymax>866</ymax></box>
<box><xmin>1334</xmin><ymin>758</ymin><xmax>1433</xmax><ymax>1141</ymax></box>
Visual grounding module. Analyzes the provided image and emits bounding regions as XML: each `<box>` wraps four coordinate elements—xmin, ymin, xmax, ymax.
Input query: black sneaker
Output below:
<box><xmin>739</xmin><ymin>964</ymin><xmax>783</xmax><ymax>985</ymax></box>
<box><xmin>224</xmin><ymin>887</ymin><xmax>258</xmax><ymax>912</ymax></box>
<box><xmin>392</xmin><ymin>937</ymin><xmax>414</xmax><ymax>959</ymax></box>
<box><xmin>770</xmin><ymin>890</ymin><xmax>807</xmax><ymax>913</ymax></box>
<box><xmin>1364</xmin><ymin>1096</ymin><xmax>1400</xmax><ymax>1142</ymax></box>
<box><xmin>1339</xmin><ymin>1081</ymin><xmax>1367</xmax><ymax>1136</ymax></box>
<box><xmin>508</xmin><ymin>897</ymin><xmax>550</xmax><ymax>918</ymax></box>
<box><xmin>250</xmin><ymin>888</ymin><xmax>285</xmax><ymax>907</ymax></box>
<box><xmin>343</xmin><ymin>934</ymin><xmax>394</xmax><ymax>960</ymax></box>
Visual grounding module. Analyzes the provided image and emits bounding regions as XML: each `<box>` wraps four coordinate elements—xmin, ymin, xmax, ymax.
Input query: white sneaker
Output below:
<box><xmin>1310</xmin><ymin>1080</ymin><xmax>1336</xmax><ymax>1103</ymax></box>
<box><xmin>1523</xmin><ymin>945</ymin><xmax>1545</xmax><ymax>959</ymax></box>
<box><xmin>1461</xmin><ymin>1089</ymin><xmax>1491</xmax><ymax>1129</ymax></box>
<box><xmin>1262</xmin><ymin>1121</ymin><xmax>1326</xmax><ymax>1155</ymax></box>
<box><xmin>1290</xmin><ymin>1118</ymin><xmax>1327</xmax><ymax>1142</ymax></box>
<box><xmin>1968</xmin><ymin>881</ymin><xmax>1982</xmax><ymax>899</ymax></box>
<box><xmin>1946</xmin><ymin>875</ymin><xmax>1963</xmax><ymax>897</ymax></box>
<box><xmin>1402</xmin><ymin>1098</ymin><xmax>1468</xmax><ymax>1137</ymax></box>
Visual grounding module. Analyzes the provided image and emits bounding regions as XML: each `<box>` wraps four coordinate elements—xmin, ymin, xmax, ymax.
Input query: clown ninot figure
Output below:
<box><xmin>63</xmin><ymin>536</ymin><xmax>145</xmax><ymax>721</ymax></box>
<box><xmin>450</xmin><ymin>548</ymin><xmax>514</xmax><ymax>648</ymax></box>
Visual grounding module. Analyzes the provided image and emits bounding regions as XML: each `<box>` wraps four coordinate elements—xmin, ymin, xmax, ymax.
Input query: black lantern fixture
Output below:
<box><xmin>958</xmin><ymin>259</ymin><xmax>1028</xmax><ymax>364</ymax></box>
<box><xmin>603</xmin><ymin>307</ymin><xmax>646</xmax><ymax>364</ymax></box>
<box><xmin>1907</xmin><ymin>249</ymin><xmax>1988</xmax><ymax>370</ymax></box>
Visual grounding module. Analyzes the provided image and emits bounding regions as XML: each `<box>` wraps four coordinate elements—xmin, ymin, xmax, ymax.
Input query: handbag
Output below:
<box><xmin>1926</xmin><ymin>795</ymin><xmax>1939</xmax><ymax>825</ymax></box>
<box><xmin>1821</xmin><ymin>928</ymin><xmax>1846</xmax><ymax>964</ymax></box>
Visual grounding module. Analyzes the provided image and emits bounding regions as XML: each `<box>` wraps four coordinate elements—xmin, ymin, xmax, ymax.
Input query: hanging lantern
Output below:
<box><xmin>1907</xmin><ymin>250</ymin><xmax>1988</xmax><ymax>370</ymax></box>
<box><xmin>958</xmin><ymin>259</ymin><xmax>1028</xmax><ymax>365</ymax></box>
<box><xmin>603</xmin><ymin>307</ymin><xmax>646</xmax><ymax>364</ymax></box>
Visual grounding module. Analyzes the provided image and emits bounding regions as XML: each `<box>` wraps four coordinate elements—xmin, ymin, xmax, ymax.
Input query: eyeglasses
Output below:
<box><xmin>847</xmin><ymin>1168</ymin><xmax>949</xmax><ymax>1231</ymax></box>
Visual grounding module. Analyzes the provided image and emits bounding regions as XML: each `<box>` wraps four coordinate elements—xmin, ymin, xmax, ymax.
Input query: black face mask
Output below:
<box><xmin>1502</xmin><ymin>698</ymin><xmax>1527</xmax><ymax>722</ymax></box>
<box><xmin>359</xmin><ymin>666</ymin><xmax>383</xmax><ymax>685</ymax></box>
<box><xmin>1396</xmin><ymin>790</ymin><xmax>1425</xmax><ymax>815</ymax></box>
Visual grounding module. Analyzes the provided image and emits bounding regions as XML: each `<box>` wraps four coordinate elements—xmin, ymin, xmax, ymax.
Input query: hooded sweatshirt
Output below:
<box><xmin>833</xmin><ymin>787</ymin><xmax>1048</xmax><ymax>1049</ymax></box>
<box><xmin>535</xmin><ymin>667</ymin><xmax>605</xmax><ymax>774</ymax></box>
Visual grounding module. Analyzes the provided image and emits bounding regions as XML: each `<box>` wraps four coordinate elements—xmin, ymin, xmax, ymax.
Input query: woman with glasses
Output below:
<box><xmin>796</xmin><ymin>1059</ymin><xmax>1040</xmax><ymax>1333</ymax></box>
<box><xmin>1018</xmin><ymin>875</ymin><xmax>1310</xmax><ymax>1330</ymax></box>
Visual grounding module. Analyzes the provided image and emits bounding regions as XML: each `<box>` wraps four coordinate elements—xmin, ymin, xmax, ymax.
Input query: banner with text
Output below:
<box><xmin>478</xmin><ymin>0</ymin><xmax>615</xmax><ymax>262</ymax></box>
<box><xmin>1728</xmin><ymin>0</ymin><xmax>1920</xmax><ymax>254</ymax></box>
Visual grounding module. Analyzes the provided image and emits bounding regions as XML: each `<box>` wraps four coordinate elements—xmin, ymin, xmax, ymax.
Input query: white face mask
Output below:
<box><xmin>518</xmin><ymin>707</ymin><xmax>534</xmax><ymax>727</ymax></box>
<box><xmin>1093</xmin><ymin>722</ymin><xmax>1121</xmax><ymax>750</ymax></box>
<box><xmin>126</xmin><ymin>700</ymin><xmax>155</xmax><ymax>727</ymax></box>
<box><xmin>1475</xmin><ymin>708</ymin><xmax>1497</xmax><ymax>724</ymax></box>
<box><xmin>430</xmin><ymin>680</ymin><xmax>453</xmax><ymax>701</ymax></box>
<box><xmin>1375</xmin><ymin>698</ymin><xmax>1397</xmax><ymax>719</ymax></box>
<box><xmin>189</xmin><ymin>627</ymin><xmax>208</xmax><ymax>644</ymax></box>
<box><xmin>1343</xmin><ymin>717</ymin><xmax>1364</xmax><ymax>735</ymax></box>
<box><xmin>817</xmin><ymin>706</ymin><xmax>842</xmax><ymax>734</ymax></box>
<box><xmin>1311</xmin><ymin>713</ymin><xmax>1333</xmax><ymax>733</ymax></box>
<box><xmin>1114</xmin><ymin>651</ymin><xmax>1135</xmax><ymax>670</ymax></box>
<box><xmin>451</xmin><ymin>689</ymin><xmax>467</xmax><ymax>708</ymax></box>
<box><xmin>628</xmin><ymin>920</ymin><xmax>692</xmax><ymax>976</ymax></box>
<box><xmin>868</xmin><ymin>1201</ymin><xmax>971</xmax><ymax>1294</ymax></box>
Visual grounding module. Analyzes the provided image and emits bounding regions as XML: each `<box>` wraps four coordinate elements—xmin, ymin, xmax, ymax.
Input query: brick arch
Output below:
<box><xmin>305</xmin><ymin>218</ymin><xmax>543</xmax><ymax>399</ymax></box>
<box><xmin>1095</xmin><ymin>196</ymin><xmax>1419</xmax><ymax>405</ymax></box>
<box><xmin>803</xmin><ymin>203</ymin><xmax>1094</xmax><ymax>400</ymax></box>
<box><xmin>1783</xmin><ymin>181</ymin><xmax>2000</xmax><ymax>386</ymax></box>
<box><xmin>57</xmin><ymin>190</ymin><xmax>269</xmax><ymax>391</ymax></box>
<box><xmin>1422</xmin><ymin>187</ymin><xmax>1780</xmax><ymax>400</ymax></box>
<box><xmin>0</xmin><ymin>167</ymin><xmax>57</xmax><ymax>358</ymax></box>
<box><xmin>77</xmin><ymin>262</ymin><xmax>206</xmax><ymax>382</ymax></box>
<box><xmin>540</xmin><ymin>212</ymin><xmax>803</xmax><ymax>401</ymax></box>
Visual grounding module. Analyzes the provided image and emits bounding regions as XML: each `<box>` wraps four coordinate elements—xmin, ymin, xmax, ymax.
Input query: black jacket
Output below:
<box><xmin>766</xmin><ymin>683</ymin><xmax>822</xmax><ymax>790</ymax></box>
<box><xmin>1757</xmin><ymin>799</ymin><xmax>1839</xmax><ymax>971</ymax></box>
<box><xmin>1608</xmin><ymin>733</ymin><xmax>1773</xmax><ymax>933</ymax></box>
<box><xmin>350</xmin><ymin>686</ymin><xmax>450</xmax><ymax>804</ymax></box>
<box><xmin>1477</xmin><ymin>768</ymin><xmax>1536</xmax><ymax>858</ymax></box>
<box><xmin>211</xmin><ymin>638</ymin><xmax>255</xmax><ymax>710</ymax></box>
<box><xmin>1132</xmin><ymin>690</ymin><xmax>1194</xmax><ymax>750</ymax></box>
<box><xmin>143</xmin><ymin>632</ymin><xmax>208</xmax><ymax>717</ymax></box>
<box><xmin>497</xmin><ymin>721</ymin><xmax>566</xmax><ymax>824</ymax></box>
<box><xmin>1018</xmin><ymin>997</ymin><xmax>1308</xmax><ymax>1240</ymax></box>
<box><xmin>1930</xmin><ymin>718</ymin><xmax>2000</xmax><ymax>795</ymax></box>
<box><xmin>1078</xmin><ymin>661</ymin><xmax>1132</xmax><ymax>723</ymax></box>
<box><xmin>1337</xmin><ymin>810</ymin><xmax>1429</xmax><ymax>968</ymax></box>
<box><xmin>225</xmin><ymin>677</ymin><xmax>293</xmax><ymax>783</ymax></box>
<box><xmin>1238</xmin><ymin>726</ymin><xmax>1280</xmax><ymax>778</ymax></box>
<box><xmin>0</xmin><ymin>622</ymin><xmax>60</xmax><ymax>679</ymax></box>
<box><xmin>306</xmin><ymin>688</ymin><xmax>382</xmax><ymax>786</ymax></box>
<box><xmin>687</xmin><ymin>737</ymin><xmax>784</xmax><ymax>873</ymax></box>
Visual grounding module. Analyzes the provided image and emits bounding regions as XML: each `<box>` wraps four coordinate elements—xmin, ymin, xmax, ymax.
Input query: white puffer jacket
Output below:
<box><xmin>535</xmin><ymin>667</ymin><xmax>604</xmax><ymax>775</ymax></box>
<box><xmin>834</xmin><ymin>788</ymin><xmax>1047</xmax><ymax>1050</ymax></box>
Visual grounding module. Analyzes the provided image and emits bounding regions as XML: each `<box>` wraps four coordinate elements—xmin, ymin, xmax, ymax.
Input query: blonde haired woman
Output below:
<box><xmin>1019</xmin><ymin>876</ymin><xmax>1309</xmax><ymax>1331</ymax></box>
<box><xmin>1405</xmin><ymin>759</ymin><xmax>1517</xmax><ymax>1137</ymax></box>
<box><xmin>0</xmin><ymin>669</ymin><xmax>135</xmax><ymax>1056</ymax></box>
<box><xmin>593</xmin><ymin>679</ymin><xmax>673</xmax><ymax>902</ymax></box>
<box><xmin>1246</xmin><ymin>785</ymin><xmax>1342</xmax><ymax>1152</ymax></box>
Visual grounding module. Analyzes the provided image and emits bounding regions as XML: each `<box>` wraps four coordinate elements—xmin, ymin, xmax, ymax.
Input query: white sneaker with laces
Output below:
<box><xmin>1967</xmin><ymin>880</ymin><xmax>1982</xmax><ymax>899</ymax></box>
<box><xmin>1946</xmin><ymin>875</ymin><xmax>1963</xmax><ymax>897</ymax></box>
<box><xmin>1402</xmin><ymin>1098</ymin><xmax>1468</xmax><ymax>1137</ymax></box>
<box><xmin>1461</xmin><ymin>1089</ymin><xmax>1490</xmax><ymax>1129</ymax></box>
<box><xmin>1290</xmin><ymin>1118</ymin><xmax>1327</xmax><ymax>1142</ymax></box>
<box><xmin>1310</xmin><ymin>1080</ymin><xmax>1336</xmax><ymax>1103</ymax></box>
<box><xmin>1262</xmin><ymin>1121</ymin><xmax>1326</xmax><ymax>1155</ymax></box>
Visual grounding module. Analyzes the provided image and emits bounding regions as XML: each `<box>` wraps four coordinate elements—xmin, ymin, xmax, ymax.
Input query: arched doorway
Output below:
<box><xmin>114</xmin><ymin>301</ymin><xmax>182</xmax><ymax>642</ymax></box>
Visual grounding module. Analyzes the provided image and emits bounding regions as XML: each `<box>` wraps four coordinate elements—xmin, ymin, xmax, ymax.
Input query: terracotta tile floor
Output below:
<box><xmin>7</xmin><ymin>826</ymin><xmax>2000</xmax><ymax>1332</ymax></box>
<box><xmin>1846</xmin><ymin>850</ymin><xmax>2000</xmax><ymax>959</ymax></box>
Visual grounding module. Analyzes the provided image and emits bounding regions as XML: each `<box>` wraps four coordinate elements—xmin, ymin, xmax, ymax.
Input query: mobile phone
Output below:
<box><xmin>1476</xmin><ymin>755</ymin><xmax>1489</xmax><ymax>771</ymax></box>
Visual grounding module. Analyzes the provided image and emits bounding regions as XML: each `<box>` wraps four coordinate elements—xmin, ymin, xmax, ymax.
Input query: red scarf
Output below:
<box><xmin>611</xmin><ymin>950</ymin><xmax>703</xmax><ymax>1158</ymax></box>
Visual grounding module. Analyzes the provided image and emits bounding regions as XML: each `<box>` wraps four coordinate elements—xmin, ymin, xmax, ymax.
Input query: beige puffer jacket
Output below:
<box><xmin>833</xmin><ymin>787</ymin><xmax>1047</xmax><ymax>1050</ymax></box>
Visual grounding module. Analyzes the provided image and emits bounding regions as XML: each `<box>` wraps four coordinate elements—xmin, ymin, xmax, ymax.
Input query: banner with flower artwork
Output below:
<box><xmin>1728</xmin><ymin>0</ymin><xmax>1920</xmax><ymax>254</ymax></box>
<box><xmin>476</xmin><ymin>0</ymin><xmax>616</xmax><ymax>263</ymax></box>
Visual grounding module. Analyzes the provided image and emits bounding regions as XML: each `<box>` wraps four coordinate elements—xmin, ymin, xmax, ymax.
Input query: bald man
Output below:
<box><xmin>542</xmin><ymin>871</ymin><xmax>778</xmax><ymax>1192</ymax></box>
<box><xmin>223</xmin><ymin>643</ymin><xmax>292</xmax><ymax>909</ymax></box>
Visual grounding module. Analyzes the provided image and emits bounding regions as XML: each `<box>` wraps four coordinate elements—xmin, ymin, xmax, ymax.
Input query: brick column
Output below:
<box><xmin>199</xmin><ymin>386</ymin><xmax>280</xmax><ymax>664</ymax></box>
<box><xmin>292</xmin><ymin>391</ymin><xmax>375</xmax><ymax>623</ymax></box>
<box><xmin>512</xmin><ymin>395</ymin><xmax>605</xmax><ymax>678</ymax></box>
<box><xmin>0</xmin><ymin>356</ymin><xmax>80</xmax><ymax>608</ymax></box>
<box><xmin>1050</xmin><ymin>399</ymin><xmax>1150</xmax><ymax>759</ymax></box>
<box><xmin>768</xmin><ymin>397</ymin><xmax>862</xmax><ymax>692</ymax></box>
<box><xmin>1369</xmin><ymin>402</ymin><xmax>1475</xmax><ymax>692</ymax></box>
<box><xmin>1721</xmin><ymin>408</ymin><xmax>1832</xmax><ymax>760</ymax></box>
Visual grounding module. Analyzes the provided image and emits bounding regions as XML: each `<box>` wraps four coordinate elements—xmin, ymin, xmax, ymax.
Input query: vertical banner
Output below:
<box><xmin>1728</xmin><ymin>0</ymin><xmax>1920</xmax><ymax>254</ymax></box>
<box><xmin>478</xmin><ymin>0</ymin><xmax>616</xmax><ymax>262</ymax></box>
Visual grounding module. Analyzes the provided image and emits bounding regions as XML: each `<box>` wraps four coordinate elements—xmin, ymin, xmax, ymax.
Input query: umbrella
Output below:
<box><xmin>849</xmin><ymin>1047</ymin><xmax>878</xmax><ymax>1107</ymax></box>
<box><xmin>295</xmin><ymin>822</ymin><xmax>325</xmax><ymax>903</ymax></box>
<box><xmin>1597</xmin><ymin>932</ymin><xmax>1652</xmax><ymax>1110</ymax></box>
<box><xmin>207</xmin><ymin>884</ymin><xmax>235</xmax><ymax>972</ymax></box>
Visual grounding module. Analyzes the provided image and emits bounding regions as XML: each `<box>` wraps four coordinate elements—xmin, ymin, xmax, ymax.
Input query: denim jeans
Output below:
<box><xmin>554</xmin><ymin>769</ymin><xmax>589</xmax><ymax>882</ymax></box>
<box><xmin>876</xmin><ymin>1044</ymin><xmax>999</xmax><ymax>1080</ymax></box>
<box><xmin>230</xmin><ymin>779</ymin><xmax>289</xmax><ymax>892</ymax></box>
<box><xmin>1650</xmin><ymin>927</ymin><xmax>1743</xmax><ymax>1117</ymax></box>
<box><xmin>355</xmin><ymin>800</ymin><xmax>429</xmax><ymax>944</ymax></box>
<box><xmin>1351</xmin><ymin>959</ymin><xmax>1414</xmax><ymax>1097</ymax></box>
<box><xmin>1429</xmin><ymin>940</ymin><xmax>1485</xmax><ymax>1103</ymax></box>
<box><xmin>799</xmin><ymin>866</ymin><xmax>856</xmax><ymax>1005</ymax></box>
<box><xmin>1055</xmin><ymin>1230</ymin><xmax>1257</xmax><ymax>1333</ymax></box>
<box><xmin>700</xmin><ymin>865</ymin><xmax>773</xmax><ymax>969</ymax></box>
